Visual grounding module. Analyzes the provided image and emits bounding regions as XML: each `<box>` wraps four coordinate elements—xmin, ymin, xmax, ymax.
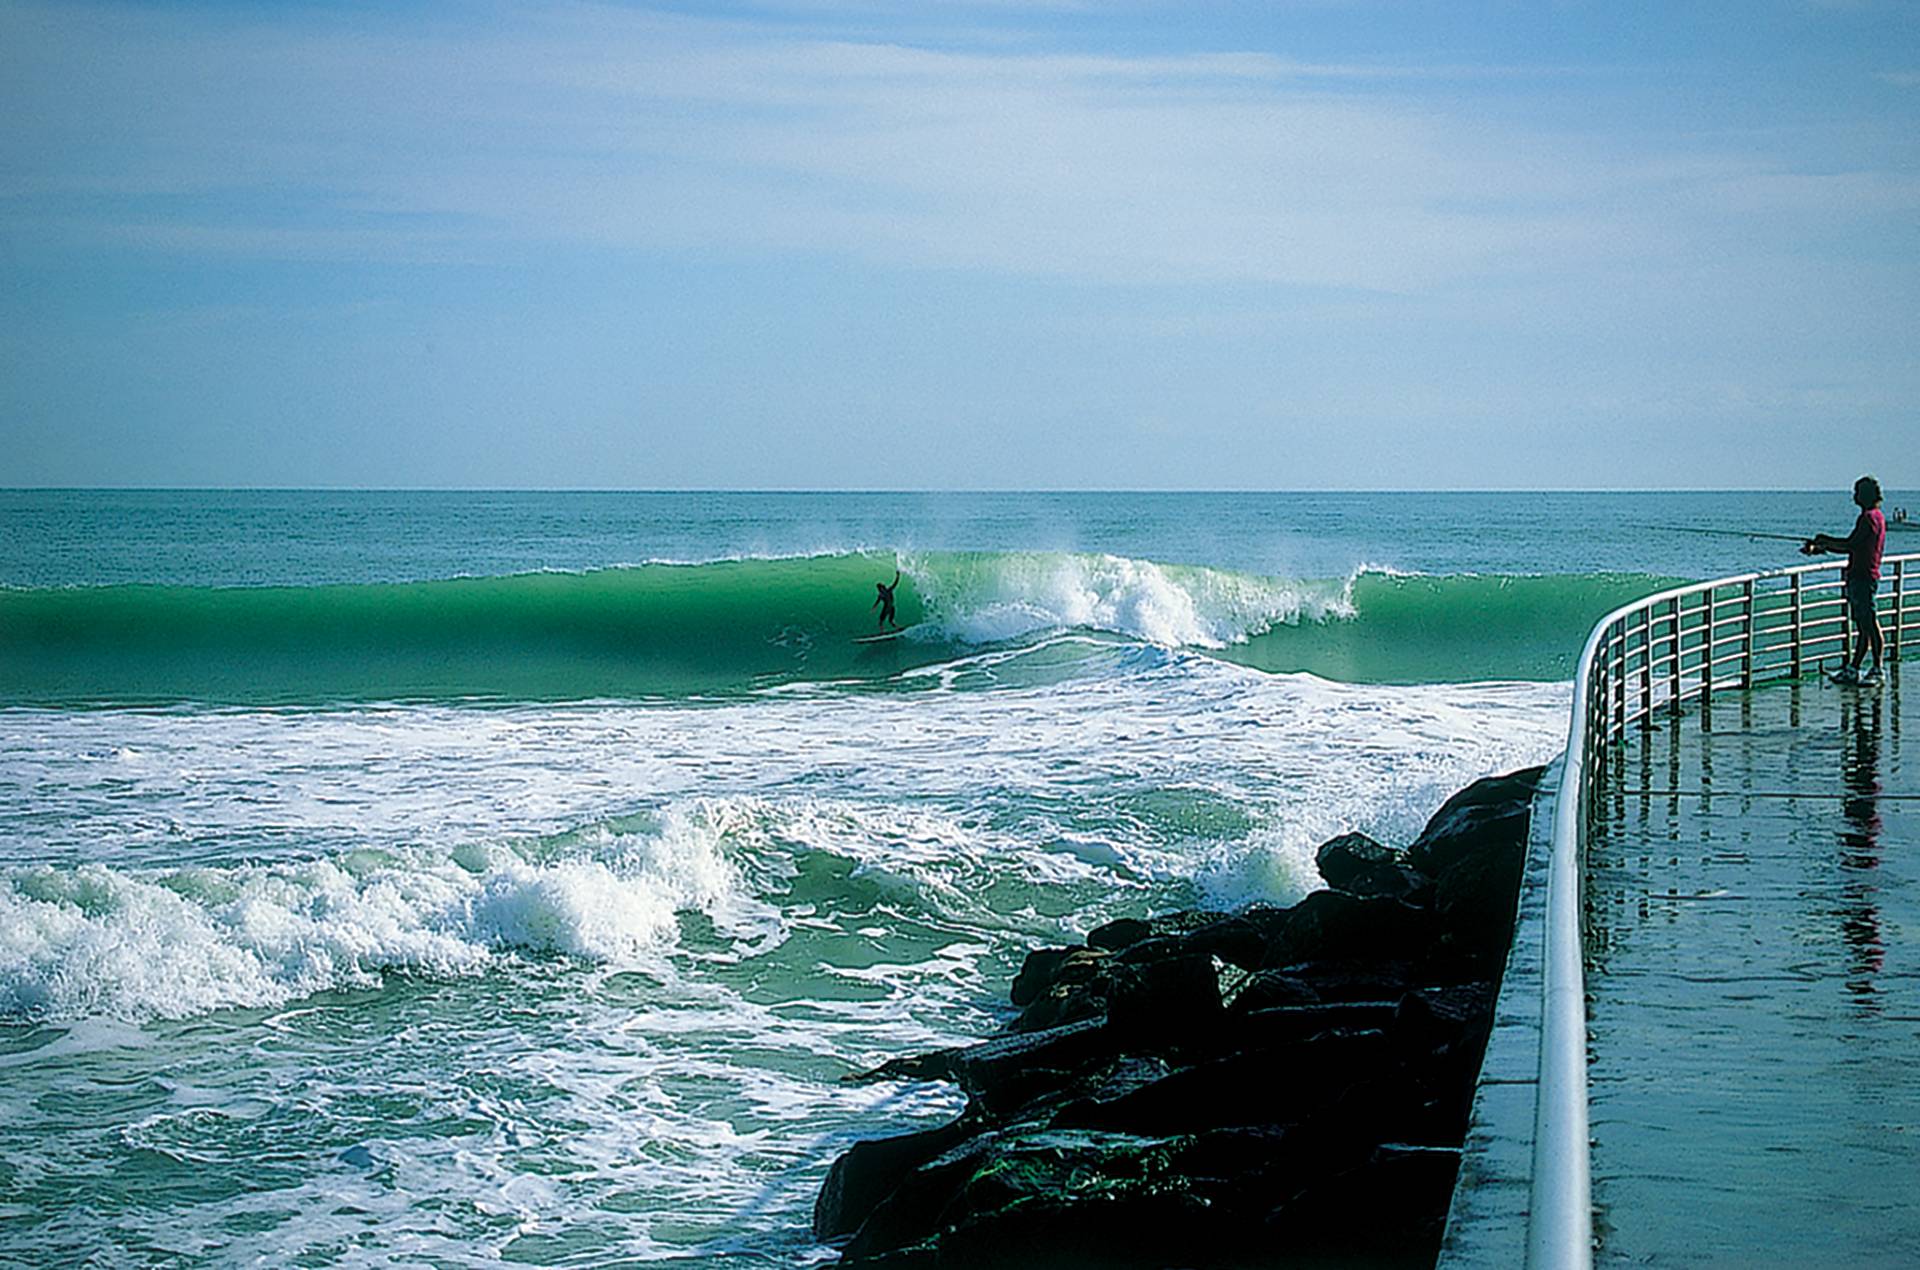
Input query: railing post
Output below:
<box><xmin>1740</xmin><ymin>578</ymin><xmax>1756</xmax><ymax>689</ymax></box>
<box><xmin>1668</xmin><ymin>596</ymin><xmax>1682</xmax><ymax>716</ymax></box>
<box><xmin>1638</xmin><ymin>610</ymin><xmax>1653</xmax><ymax>728</ymax></box>
<box><xmin>1587</xmin><ymin>663</ymin><xmax>1604</xmax><ymax>785</ymax></box>
<box><xmin>1790</xmin><ymin>573</ymin><xmax>1803</xmax><ymax>678</ymax></box>
<box><xmin>1841</xmin><ymin>567</ymin><xmax>1853</xmax><ymax>671</ymax></box>
<box><xmin>1700</xmin><ymin>590</ymin><xmax>1714</xmax><ymax>727</ymax></box>
<box><xmin>1612</xmin><ymin>623</ymin><xmax>1627</xmax><ymax>739</ymax></box>
<box><xmin>1895</xmin><ymin>560</ymin><xmax>1906</xmax><ymax>661</ymax></box>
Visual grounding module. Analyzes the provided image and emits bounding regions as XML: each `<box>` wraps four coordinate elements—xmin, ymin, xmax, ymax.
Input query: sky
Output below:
<box><xmin>2</xmin><ymin>0</ymin><xmax>1917</xmax><ymax>489</ymax></box>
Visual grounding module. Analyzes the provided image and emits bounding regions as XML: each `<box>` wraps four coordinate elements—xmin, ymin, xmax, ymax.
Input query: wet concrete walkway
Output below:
<box><xmin>1585</xmin><ymin>660</ymin><xmax>1920</xmax><ymax>1267</ymax></box>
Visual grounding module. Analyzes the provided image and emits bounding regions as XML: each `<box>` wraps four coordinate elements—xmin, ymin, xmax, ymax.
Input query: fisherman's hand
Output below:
<box><xmin>1800</xmin><ymin>540</ymin><xmax>1818</xmax><ymax>556</ymax></box>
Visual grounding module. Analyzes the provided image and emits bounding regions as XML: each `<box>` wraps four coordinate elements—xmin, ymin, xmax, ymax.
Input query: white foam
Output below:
<box><xmin>908</xmin><ymin>551</ymin><xmax>1346</xmax><ymax>648</ymax></box>
<box><xmin>0</xmin><ymin>805</ymin><xmax>753</xmax><ymax>1022</ymax></box>
<box><xmin>0</xmin><ymin>658</ymin><xmax>1572</xmax><ymax>1023</ymax></box>
<box><xmin>1186</xmin><ymin>671</ymin><xmax>1569</xmax><ymax>909</ymax></box>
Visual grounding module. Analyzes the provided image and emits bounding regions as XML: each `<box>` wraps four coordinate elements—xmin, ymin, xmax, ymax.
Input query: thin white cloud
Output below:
<box><xmin>0</xmin><ymin>0</ymin><xmax>1909</xmax><ymax>295</ymax></box>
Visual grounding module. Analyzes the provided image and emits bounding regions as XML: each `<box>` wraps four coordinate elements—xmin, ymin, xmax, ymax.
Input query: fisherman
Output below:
<box><xmin>872</xmin><ymin>570</ymin><xmax>902</xmax><ymax>631</ymax></box>
<box><xmin>1802</xmin><ymin>476</ymin><xmax>1886</xmax><ymax>685</ymax></box>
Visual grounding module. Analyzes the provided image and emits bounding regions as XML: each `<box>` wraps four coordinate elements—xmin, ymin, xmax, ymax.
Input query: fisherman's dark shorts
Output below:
<box><xmin>1847</xmin><ymin>574</ymin><xmax>1879</xmax><ymax>632</ymax></box>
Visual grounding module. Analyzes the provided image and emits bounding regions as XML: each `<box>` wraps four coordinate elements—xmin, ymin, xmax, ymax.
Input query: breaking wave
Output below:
<box><xmin>0</xmin><ymin>551</ymin><xmax>1674</xmax><ymax>702</ymax></box>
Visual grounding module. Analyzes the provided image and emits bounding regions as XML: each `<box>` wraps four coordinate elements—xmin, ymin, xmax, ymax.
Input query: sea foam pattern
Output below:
<box><xmin>0</xmin><ymin>808</ymin><xmax>751</xmax><ymax>1022</ymax></box>
<box><xmin>1</xmin><ymin>651</ymin><xmax>1569</xmax><ymax>1024</ymax></box>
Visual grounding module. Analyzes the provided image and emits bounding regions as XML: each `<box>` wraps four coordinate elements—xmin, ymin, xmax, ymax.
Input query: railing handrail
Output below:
<box><xmin>1528</xmin><ymin>550</ymin><xmax>1918</xmax><ymax>1269</ymax></box>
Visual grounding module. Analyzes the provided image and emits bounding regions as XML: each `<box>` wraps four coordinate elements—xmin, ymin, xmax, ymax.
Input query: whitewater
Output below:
<box><xmin>0</xmin><ymin>490</ymin><xmax>1848</xmax><ymax>1266</ymax></box>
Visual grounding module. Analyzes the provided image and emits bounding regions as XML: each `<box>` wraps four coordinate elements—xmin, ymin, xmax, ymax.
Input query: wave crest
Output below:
<box><xmin>911</xmin><ymin>551</ymin><xmax>1344</xmax><ymax>649</ymax></box>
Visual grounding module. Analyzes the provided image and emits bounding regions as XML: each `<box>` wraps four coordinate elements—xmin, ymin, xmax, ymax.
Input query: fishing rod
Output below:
<box><xmin>1635</xmin><ymin>524</ymin><xmax>1809</xmax><ymax>544</ymax></box>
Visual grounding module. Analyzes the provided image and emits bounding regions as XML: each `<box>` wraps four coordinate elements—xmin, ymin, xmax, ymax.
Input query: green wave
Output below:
<box><xmin>1220</xmin><ymin>571</ymin><xmax>1684</xmax><ymax>684</ymax></box>
<box><xmin>0</xmin><ymin>553</ymin><xmax>1681</xmax><ymax>704</ymax></box>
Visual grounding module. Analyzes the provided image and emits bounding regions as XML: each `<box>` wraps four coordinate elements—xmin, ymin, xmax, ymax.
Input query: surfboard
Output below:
<box><xmin>853</xmin><ymin>627</ymin><xmax>912</xmax><ymax>645</ymax></box>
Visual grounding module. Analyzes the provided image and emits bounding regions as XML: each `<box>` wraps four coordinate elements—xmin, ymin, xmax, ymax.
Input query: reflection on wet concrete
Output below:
<box><xmin>1838</xmin><ymin>682</ymin><xmax>1885</xmax><ymax>1006</ymax></box>
<box><xmin>1584</xmin><ymin>658</ymin><xmax>1916</xmax><ymax>1266</ymax></box>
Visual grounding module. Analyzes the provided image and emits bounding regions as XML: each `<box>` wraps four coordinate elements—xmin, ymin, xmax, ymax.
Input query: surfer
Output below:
<box><xmin>1801</xmin><ymin>476</ymin><xmax>1886</xmax><ymax>685</ymax></box>
<box><xmin>872</xmin><ymin>570</ymin><xmax>901</xmax><ymax>631</ymax></box>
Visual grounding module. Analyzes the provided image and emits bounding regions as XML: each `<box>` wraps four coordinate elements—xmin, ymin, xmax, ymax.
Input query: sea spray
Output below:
<box><xmin>902</xmin><ymin>550</ymin><xmax>1342</xmax><ymax>648</ymax></box>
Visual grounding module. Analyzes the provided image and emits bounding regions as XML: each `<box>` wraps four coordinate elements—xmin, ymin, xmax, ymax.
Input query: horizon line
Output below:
<box><xmin>0</xmin><ymin>485</ymin><xmax>1895</xmax><ymax>496</ymax></box>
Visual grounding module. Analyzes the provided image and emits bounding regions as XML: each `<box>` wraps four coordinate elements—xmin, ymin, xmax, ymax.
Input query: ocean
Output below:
<box><xmin>0</xmin><ymin>489</ymin><xmax>1884</xmax><ymax>1267</ymax></box>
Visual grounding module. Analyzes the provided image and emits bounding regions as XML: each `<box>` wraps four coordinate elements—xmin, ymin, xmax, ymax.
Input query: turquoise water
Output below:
<box><xmin>0</xmin><ymin>490</ymin><xmax>1894</xmax><ymax>1266</ymax></box>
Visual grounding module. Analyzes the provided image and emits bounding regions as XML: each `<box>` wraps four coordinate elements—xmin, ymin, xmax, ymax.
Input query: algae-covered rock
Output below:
<box><xmin>840</xmin><ymin>1129</ymin><xmax>1193</xmax><ymax>1267</ymax></box>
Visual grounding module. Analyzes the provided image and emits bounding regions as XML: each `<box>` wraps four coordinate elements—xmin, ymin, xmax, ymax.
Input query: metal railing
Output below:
<box><xmin>1530</xmin><ymin>551</ymin><xmax>1918</xmax><ymax>1269</ymax></box>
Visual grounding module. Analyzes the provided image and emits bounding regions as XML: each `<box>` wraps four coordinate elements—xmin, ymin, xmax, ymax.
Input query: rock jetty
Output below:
<box><xmin>814</xmin><ymin>766</ymin><xmax>1545</xmax><ymax>1269</ymax></box>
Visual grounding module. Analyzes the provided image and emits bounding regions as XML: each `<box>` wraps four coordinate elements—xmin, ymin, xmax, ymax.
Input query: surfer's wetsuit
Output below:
<box><xmin>873</xmin><ymin>572</ymin><xmax>901</xmax><ymax>629</ymax></box>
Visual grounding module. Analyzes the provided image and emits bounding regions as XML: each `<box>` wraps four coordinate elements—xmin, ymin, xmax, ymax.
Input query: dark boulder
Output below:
<box><xmin>1011</xmin><ymin>946</ymin><xmax>1108</xmax><ymax>1007</ymax></box>
<box><xmin>1265</xmin><ymin>891</ymin><xmax>1436</xmax><ymax>968</ymax></box>
<box><xmin>1103</xmin><ymin>951</ymin><xmax>1222</xmax><ymax>1047</ymax></box>
<box><xmin>1178</xmin><ymin>906</ymin><xmax>1293</xmax><ymax>970</ymax></box>
<box><xmin>1043</xmin><ymin>1055</ymin><xmax>1176</xmax><ymax>1130</ymax></box>
<box><xmin>1225</xmin><ymin>968</ymin><xmax>1320</xmax><ymax>1014</ymax></box>
<box><xmin>1054</xmin><ymin>1029</ymin><xmax>1392</xmax><ymax>1137</ymax></box>
<box><xmin>1315</xmin><ymin>831</ymin><xmax>1430</xmax><ymax>900</ymax></box>
<box><xmin>1405</xmin><ymin>766</ymin><xmax>1543</xmax><ymax>877</ymax></box>
<box><xmin>1088</xmin><ymin>910</ymin><xmax>1232</xmax><ymax>954</ymax></box>
<box><xmin>837</xmin><ymin>1129</ymin><xmax>1005</xmax><ymax>1262</ymax></box>
<box><xmin>844</xmin><ymin>1048</ymin><xmax>961</xmax><ymax>1086</ymax></box>
<box><xmin>1382</xmin><ymin>984</ymin><xmax>1500</xmax><ymax>1141</ymax></box>
<box><xmin>1010</xmin><ymin>947</ymin><xmax>1115</xmax><ymax>1032</ymax></box>
<box><xmin>1432</xmin><ymin>835</ymin><xmax>1527</xmax><ymax>958</ymax></box>
<box><xmin>1265</xmin><ymin>1143</ymin><xmax>1462</xmax><ymax>1263</ymax></box>
<box><xmin>840</xmin><ymin>1129</ymin><xmax>1199</xmax><ymax>1268</ymax></box>
<box><xmin>1110</xmin><ymin>934</ymin><xmax>1190</xmax><ymax>966</ymax></box>
<box><xmin>949</xmin><ymin>1018</ymin><xmax>1113</xmax><ymax>1109</ymax></box>
<box><xmin>815</xmin><ymin>1117</ymin><xmax>983</xmax><ymax>1240</ymax></box>
<box><xmin>1234</xmin><ymin>1001</ymin><xmax>1399</xmax><ymax>1051</ymax></box>
<box><xmin>1085</xmin><ymin>917</ymin><xmax>1152</xmax><ymax>953</ymax></box>
<box><xmin>1268</xmin><ymin>958</ymin><xmax>1417</xmax><ymax>1004</ymax></box>
<box><xmin>1390</xmin><ymin>981</ymin><xmax>1495</xmax><ymax>1051</ymax></box>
